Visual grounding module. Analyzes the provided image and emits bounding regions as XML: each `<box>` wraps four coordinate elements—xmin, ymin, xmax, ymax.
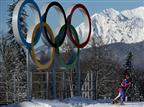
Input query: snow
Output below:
<box><xmin>1</xmin><ymin>97</ymin><xmax>144</xmax><ymax>107</ymax></box>
<box><xmin>63</xmin><ymin>96</ymin><xmax>111</xmax><ymax>106</ymax></box>
<box><xmin>84</xmin><ymin>102</ymin><xmax>144</xmax><ymax>107</ymax></box>
<box><xmin>0</xmin><ymin>100</ymin><xmax>72</xmax><ymax>107</ymax></box>
<box><xmin>121</xmin><ymin>7</ymin><xmax>144</xmax><ymax>19</ymax></box>
<box><xmin>76</xmin><ymin>6</ymin><xmax>144</xmax><ymax>47</ymax></box>
<box><xmin>1</xmin><ymin>5</ymin><xmax>144</xmax><ymax>107</ymax></box>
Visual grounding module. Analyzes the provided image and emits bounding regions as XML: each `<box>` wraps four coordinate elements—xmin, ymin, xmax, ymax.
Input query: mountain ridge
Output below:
<box><xmin>77</xmin><ymin>6</ymin><xmax>144</xmax><ymax>47</ymax></box>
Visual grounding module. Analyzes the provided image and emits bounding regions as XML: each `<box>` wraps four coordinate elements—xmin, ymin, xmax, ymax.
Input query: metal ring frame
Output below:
<box><xmin>12</xmin><ymin>0</ymin><xmax>91</xmax><ymax>70</ymax></box>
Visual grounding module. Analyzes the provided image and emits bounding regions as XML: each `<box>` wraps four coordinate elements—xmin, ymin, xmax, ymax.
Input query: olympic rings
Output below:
<box><xmin>12</xmin><ymin>0</ymin><xmax>91</xmax><ymax>70</ymax></box>
<box><xmin>31</xmin><ymin>22</ymin><xmax>55</xmax><ymax>70</ymax></box>
<box><xmin>42</xmin><ymin>1</ymin><xmax>67</xmax><ymax>48</ymax></box>
<box><xmin>12</xmin><ymin>0</ymin><xmax>42</xmax><ymax>48</ymax></box>
<box><xmin>56</xmin><ymin>24</ymin><xmax>80</xmax><ymax>69</ymax></box>
<box><xmin>67</xmin><ymin>4</ymin><xmax>91</xmax><ymax>48</ymax></box>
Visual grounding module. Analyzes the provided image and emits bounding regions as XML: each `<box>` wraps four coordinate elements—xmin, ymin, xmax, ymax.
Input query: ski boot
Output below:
<box><xmin>112</xmin><ymin>100</ymin><xmax>118</xmax><ymax>104</ymax></box>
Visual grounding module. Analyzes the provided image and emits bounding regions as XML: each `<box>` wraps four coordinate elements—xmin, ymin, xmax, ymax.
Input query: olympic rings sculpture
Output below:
<box><xmin>12</xmin><ymin>0</ymin><xmax>91</xmax><ymax>70</ymax></box>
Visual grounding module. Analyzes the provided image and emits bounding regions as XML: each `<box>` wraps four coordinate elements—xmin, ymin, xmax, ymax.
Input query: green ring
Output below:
<box><xmin>56</xmin><ymin>24</ymin><xmax>80</xmax><ymax>69</ymax></box>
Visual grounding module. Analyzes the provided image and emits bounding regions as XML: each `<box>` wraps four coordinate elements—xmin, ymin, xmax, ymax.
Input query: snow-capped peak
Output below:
<box><xmin>76</xmin><ymin>6</ymin><xmax>144</xmax><ymax>47</ymax></box>
<box><xmin>121</xmin><ymin>7</ymin><xmax>144</xmax><ymax>19</ymax></box>
<box><xmin>101</xmin><ymin>8</ymin><xmax>120</xmax><ymax>19</ymax></box>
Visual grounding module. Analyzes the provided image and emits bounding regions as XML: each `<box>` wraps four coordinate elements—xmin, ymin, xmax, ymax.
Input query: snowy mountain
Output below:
<box><xmin>75</xmin><ymin>7</ymin><xmax>144</xmax><ymax>70</ymax></box>
<box><xmin>77</xmin><ymin>7</ymin><xmax>144</xmax><ymax>47</ymax></box>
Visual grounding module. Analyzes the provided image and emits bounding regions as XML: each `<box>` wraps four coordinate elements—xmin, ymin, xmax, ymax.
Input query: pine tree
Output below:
<box><xmin>123</xmin><ymin>52</ymin><xmax>133</xmax><ymax>75</ymax></box>
<box><xmin>0</xmin><ymin>0</ymin><xmax>27</xmax><ymax>102</ymax></box>
<box><xmin>123</xmin><ymin>52</ymin><xmax>140</xmax><ymax>101</ymax></box>
<box><xmin>0</xmin><ymin>32</ymin><xmax>8</xmax><ymax>103</ymax></box>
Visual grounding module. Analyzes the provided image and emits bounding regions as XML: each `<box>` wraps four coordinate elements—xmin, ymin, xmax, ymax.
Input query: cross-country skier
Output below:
<box><xmin>112</xmin><ymin>74</ymin><xmax>131</xmax><ymax>104</ymax></box>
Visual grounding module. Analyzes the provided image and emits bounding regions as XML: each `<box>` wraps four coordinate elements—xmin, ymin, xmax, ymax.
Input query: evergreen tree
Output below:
<box><xmin>0</xmin><ymin>0</ymin><xmax>27</xmax><ymax>102</ymax></box>
<box><xmin>123</xmin><ymin>52</ymin><xmax>140</xmax><ymax>101</ymax></box>
<box><xmin>123</xmin><ymin>52</ymin><xmax>133</xmax><ymax>75</ymax></box>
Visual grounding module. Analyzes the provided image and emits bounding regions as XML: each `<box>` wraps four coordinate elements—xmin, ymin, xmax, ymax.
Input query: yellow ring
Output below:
<box><xmin>31</xmin><ymin>22</ymin><xmax>55</xmax><ymax>70</ymax></box>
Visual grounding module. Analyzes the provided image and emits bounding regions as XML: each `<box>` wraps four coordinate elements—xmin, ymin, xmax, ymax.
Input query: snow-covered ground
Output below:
<box><xmin>84</xmin><ymin>102</ymin><xmax>144</xmax><ymax>107</ymax></box>
<box><xmin>1</xmin><ymin>101</ymin><xmax>144</xmax><ymax>107</ymax></box>
<box><xmin>1</xmin><ymin>97</ymin><xmax>144</xmax><ymax>107</ymax></box>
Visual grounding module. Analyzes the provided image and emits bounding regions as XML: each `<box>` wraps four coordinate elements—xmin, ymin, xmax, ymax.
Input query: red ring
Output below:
<box><xmin>68</xmin><ymin>4</ymin><xmax>91</xmax><ymax>48</ymax></box>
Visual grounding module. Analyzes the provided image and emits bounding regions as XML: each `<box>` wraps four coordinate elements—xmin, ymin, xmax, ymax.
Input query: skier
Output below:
<box><xmin>112</xmin><ymin>74</ymin><xmax>131</xmax><ymax>104</ymax></box>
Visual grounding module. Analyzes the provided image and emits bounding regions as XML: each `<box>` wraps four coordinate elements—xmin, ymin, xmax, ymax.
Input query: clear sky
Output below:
<box><xmin>0</xmin><ymin>0</ymin><xmax>144</xmax><ymax>34</ymax></box>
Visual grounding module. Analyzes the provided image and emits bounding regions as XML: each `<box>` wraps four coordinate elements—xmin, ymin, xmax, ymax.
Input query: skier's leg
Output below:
<box><xmin>120</xmin><ymin>89</ymin><xmax>125</xmax><ymax>105</ymax></box>
<box><xmin>114</xmin><ymin>92</ymin><xmax>121</xmax><ymax>101</ymax></box>
<box><xmin>113</xmin><ymin>92</ymin><xmax>121</xmax><ymax>103</ymax></box>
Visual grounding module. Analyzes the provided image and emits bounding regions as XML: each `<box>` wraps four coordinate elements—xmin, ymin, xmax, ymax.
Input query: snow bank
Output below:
<box><xmin>1</xmin><ymin>98</ymin><xmax>144</xmax><ymax>107</ymax></box>
<box><xmin>0</xmin><ymin>99</ymin><xmax>71</xmax><ymax>107</ymax></box>
<box><xmin>83</xmin><ymin>102</ymin><xmax>144</xmax><ymax>107</ymax></box>
<box><xmin>62</xmin><ymin>96</ymin><xmax>111</xmax><ymax>106</ymax></box>
<box><xmin>1</xmin><ymin>97</ymin><xmax>111</xmax><ymax>107</ymax></box>
<box><xmin>31</xmin><ymin>99</ymin><xmax>72</xmax><ymax>107</ymax></box>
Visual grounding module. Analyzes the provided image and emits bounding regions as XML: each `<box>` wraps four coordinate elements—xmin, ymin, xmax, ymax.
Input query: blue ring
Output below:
<box><xmin>17</xmin><ymin>0</ymin><xmax>42</xmax><ymax>48</ymax></box>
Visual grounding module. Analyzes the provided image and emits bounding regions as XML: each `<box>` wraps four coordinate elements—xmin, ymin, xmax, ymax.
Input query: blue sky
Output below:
<box><xmin>0</xmin><ymin>0</ymin><xmax>144</xmax><ymax>34</ymax></box>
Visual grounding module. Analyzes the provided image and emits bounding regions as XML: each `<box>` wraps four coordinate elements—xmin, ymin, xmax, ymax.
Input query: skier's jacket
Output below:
<box><xmin>117</xmin><ymin>79</ymin><xmax>129</xmax><ymax>91</ymax></box>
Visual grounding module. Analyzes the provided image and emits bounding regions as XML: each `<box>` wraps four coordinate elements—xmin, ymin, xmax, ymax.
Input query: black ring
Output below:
<box><xmin>42</xmin><ymin>1</ymin><xmax>67</xmax><ymax>48</ymax></box>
